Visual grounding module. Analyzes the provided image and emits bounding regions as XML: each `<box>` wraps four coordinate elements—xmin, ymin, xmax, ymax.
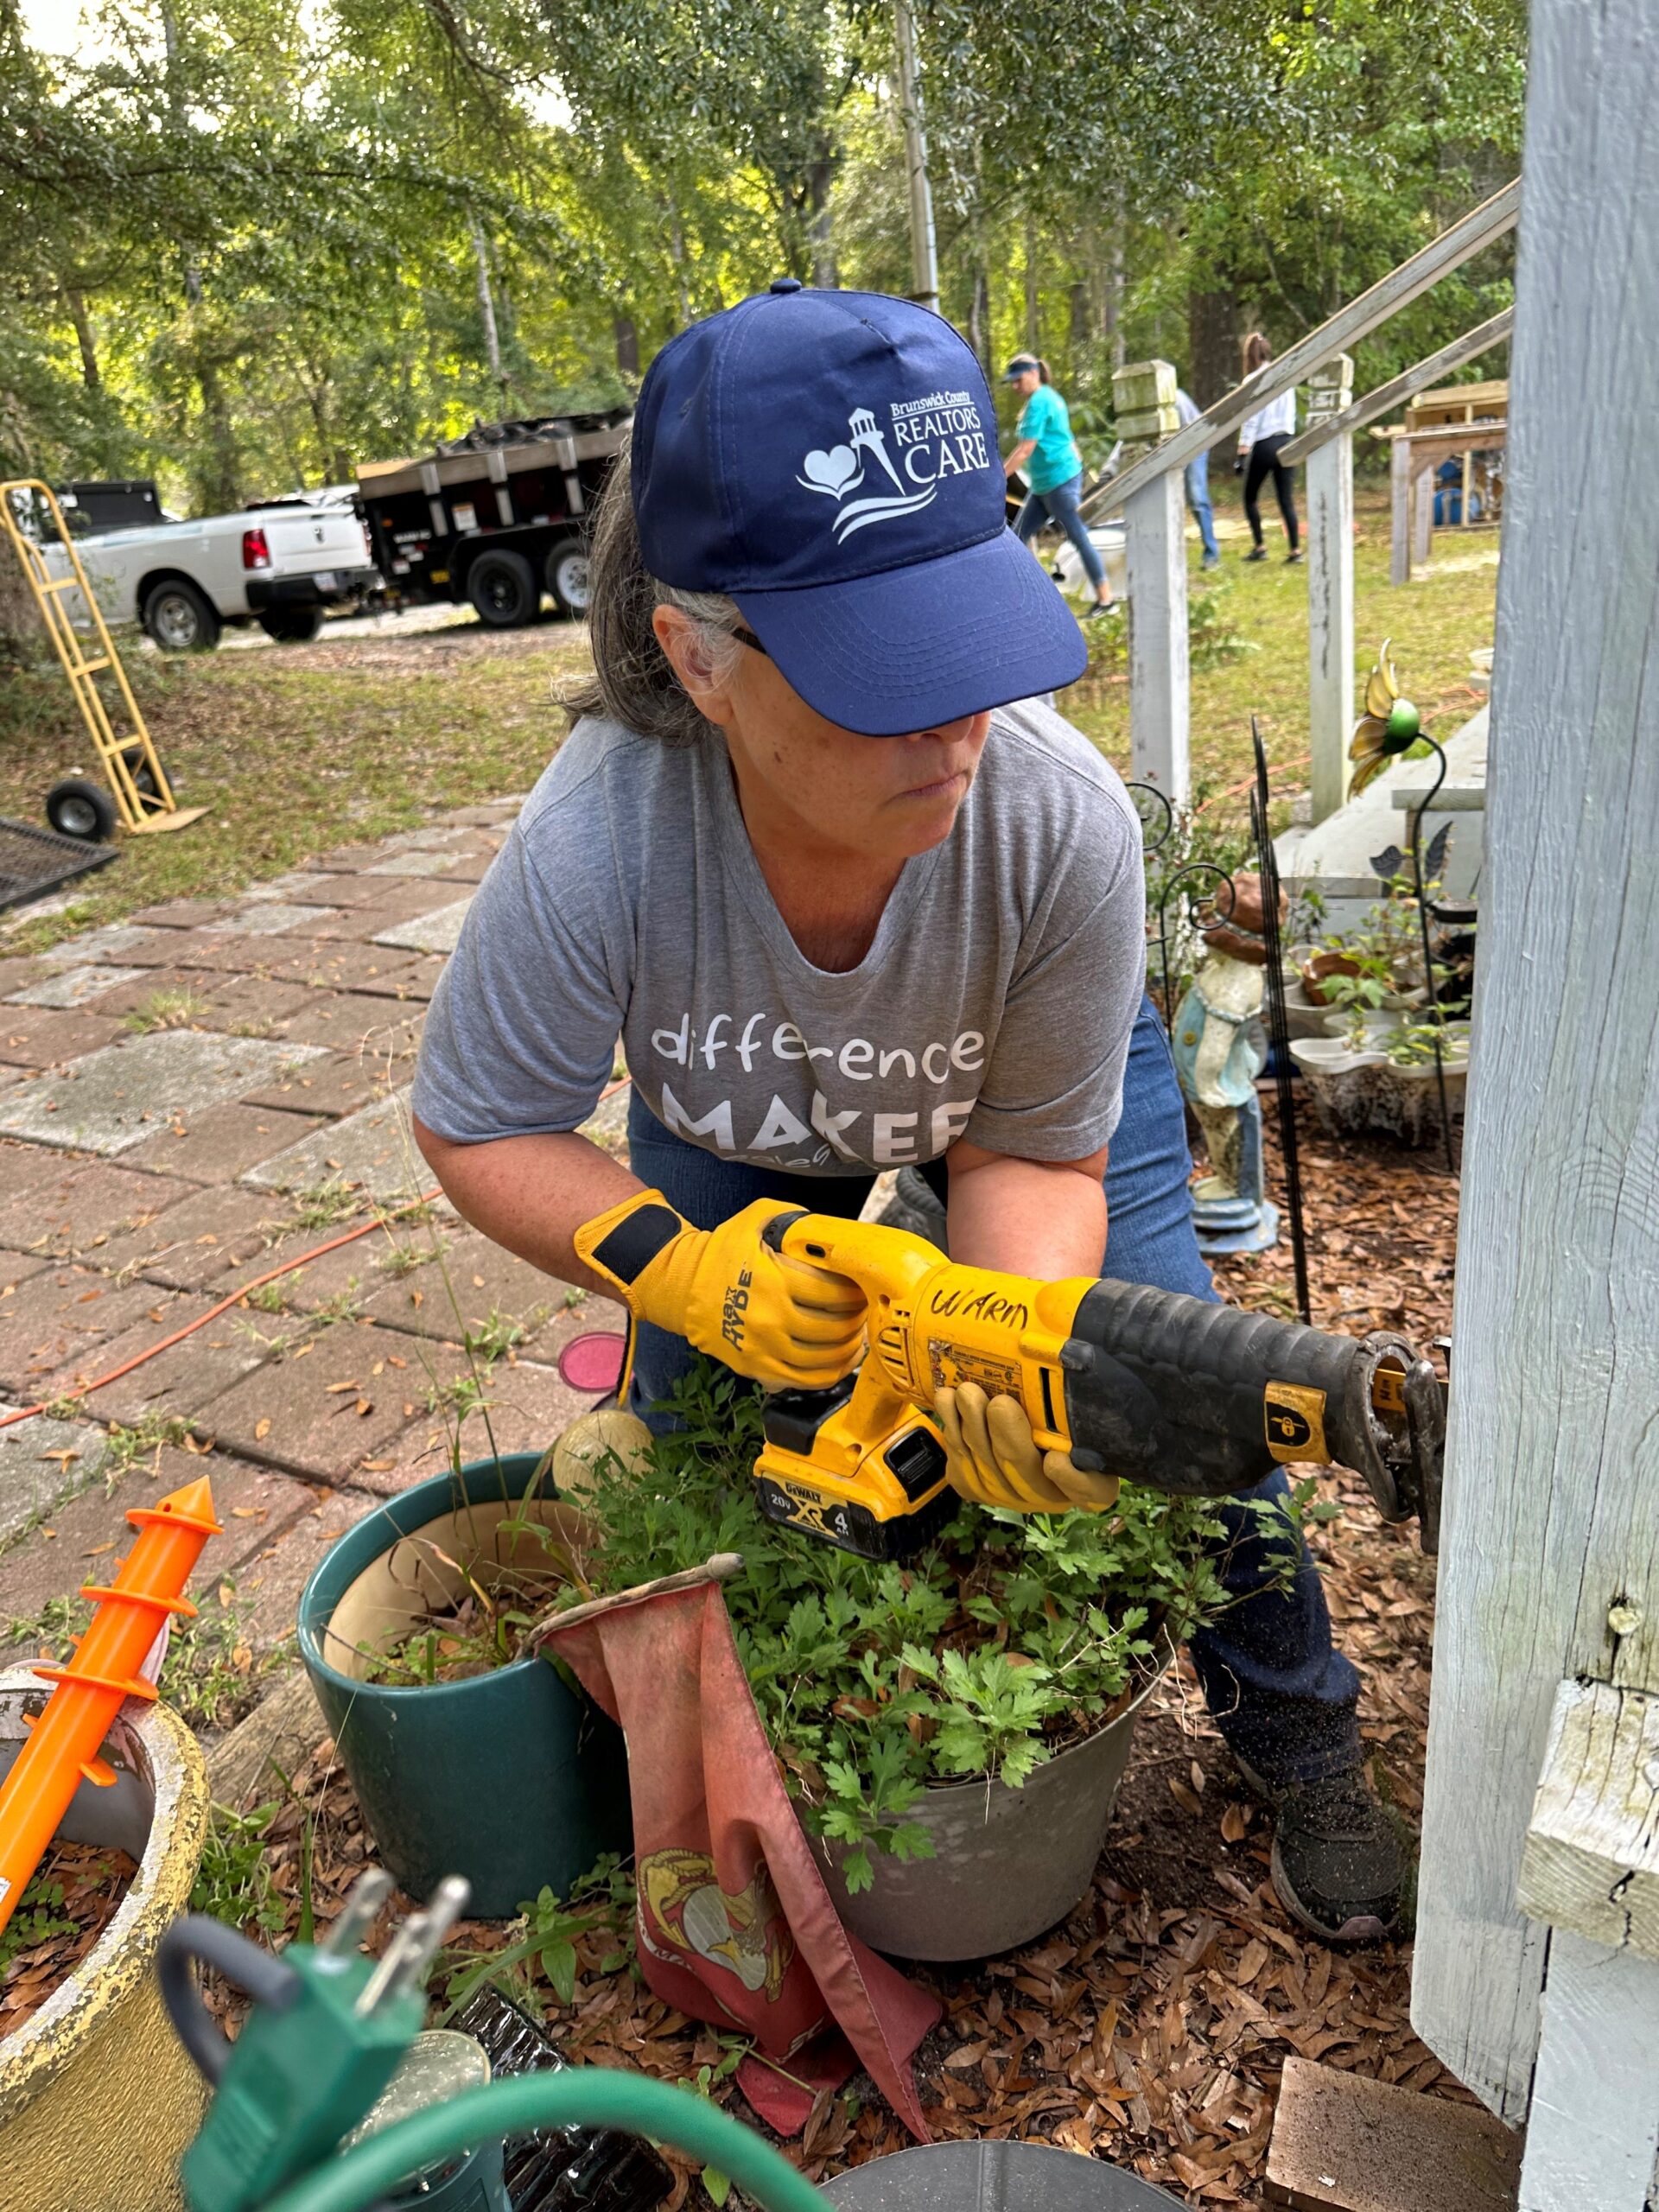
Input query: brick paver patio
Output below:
<box><xmin>0</xmin><ymin>799</ymin><xmax>626</xmax><ymax>1700</ymax></box>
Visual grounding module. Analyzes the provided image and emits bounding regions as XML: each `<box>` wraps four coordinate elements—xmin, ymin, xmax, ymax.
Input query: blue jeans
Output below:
<box><xmin>625</xmin><ymin>999</ymin><xmax>1361</xmax><ymax>1785</ymax></box>
<box><xmin>1185</xmin><ymin>452</ymin><xmax>1220</xmax><ymax>564</ymax></box>
<box><xmin>1014</xmin><ymin>470</ymin><xmax>1107</xmax><ymax>594</ymax></box>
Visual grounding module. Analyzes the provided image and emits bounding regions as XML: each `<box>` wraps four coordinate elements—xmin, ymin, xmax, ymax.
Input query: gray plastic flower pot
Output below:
<box><xmin>812</xmin><ymin>1660</ymin><xmax>1167</xmax><ymax>1961</ymax></box>
<box><xmin>821</xmin><ymin>2139</ymin><xmax>1181</xmax><ymax>2206</ymax></box>
<box><xmin>298</xmin><ymin>1453</ymin><xmax>630</xmax><ymax>1916</ymax></box>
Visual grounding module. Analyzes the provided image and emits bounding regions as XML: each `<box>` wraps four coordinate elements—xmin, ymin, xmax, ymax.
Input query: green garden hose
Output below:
<box><xmin>253</xmin><ymin>2069</ymin><xmax>826</xmax><ymax>2212</ymax></box>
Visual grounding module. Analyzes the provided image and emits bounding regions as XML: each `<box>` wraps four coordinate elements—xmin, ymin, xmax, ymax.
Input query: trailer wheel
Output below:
<box><xmin>544</xmin><ymin>538</ymin><xmax>593</xmax><ymax>620</ymax></box>
<box><xmin>257</xmin><ymin>606</ymin><xmax>323</xmax><ymax>643</ymax></box>
<box><xmin>46</xmin><ymin>778</ymin><xmax>118</xmax><ymax>842</ymax></box>
<box><xmin>467</xmin><ymin>550</ymin><xmax>539</xmax><ymax>629</ymax></box>
<box><xmin>142</xmin><ymin>579</ymin><xmax>220</xmax><ymax>653</ymax></box>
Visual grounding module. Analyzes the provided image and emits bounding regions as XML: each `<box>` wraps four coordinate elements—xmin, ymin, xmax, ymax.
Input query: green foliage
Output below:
<box><xmin>288</xmin><ymin>1179</ymin><xmax>361</xmax><ymax>1232</ymax></box>
<box><xmin>191</xmin><ymin>1800</ymin><xmax>287</xmax><ymax>1934</ymax></box>
<box><xmin>437</xmin><ymin>1855</ymin><xmax>636</xmax><ymax>2018</ymax></box>
<box><xmin>121</xmin><ymin>989</ymin><xmax>209</xmax><ymax>1034</ymax></box>
<box><xmin>553</xmin><ymin>1360</ymin><xmax>1298</xmax><ymax>1892</ymax></box>
<box><xmin>0</xmin><ymin>1872</ymin><xmax>83</xmax><ymax>1971</ymax></box>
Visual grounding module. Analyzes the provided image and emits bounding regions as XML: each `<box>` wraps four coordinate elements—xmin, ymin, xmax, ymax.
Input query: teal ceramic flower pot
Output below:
<box><xmin>298</xmin><ymin>1454</ymin><xmax>630</xmax><ymax>1916</ymax></box>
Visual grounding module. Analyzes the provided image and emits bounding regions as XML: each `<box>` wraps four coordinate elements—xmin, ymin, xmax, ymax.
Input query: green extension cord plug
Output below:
<box><xmin>160</xmin><ymin>1869</ymin><xmax>467</xmax><ymax>2212</ymax></box>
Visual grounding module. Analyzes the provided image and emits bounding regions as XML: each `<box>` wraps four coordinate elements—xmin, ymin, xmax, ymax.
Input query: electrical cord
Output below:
<box><xmin>250</xmin><ymin>2071</ymin><xmax>824</xmax><ymax>2212</ymax></box>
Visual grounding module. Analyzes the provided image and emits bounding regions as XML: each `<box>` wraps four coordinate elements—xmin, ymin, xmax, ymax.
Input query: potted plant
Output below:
<box><xmin>298</xmin><ymin>1446</ymin><xmax>633</xmax><ymax>1918</ymax></box>
<box><xmin>1361</xmin><ymin>1021</ymin><xmax>1471</xmax><ymax>1145</ymax></box>
<box><xmin>0</xmin><ymin>1673</ymin><xmax>208</xmax><ymax>2212</ymax></box>
<box><xmin>551</xmin><ymin>1366</ymin><xmax>1313</xmax><ymax>1962</ymax></box>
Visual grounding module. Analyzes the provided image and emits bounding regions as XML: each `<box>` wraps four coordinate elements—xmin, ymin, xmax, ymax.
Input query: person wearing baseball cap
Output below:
<box><xmin>410</xmin><ymin>282</ymin><xmax>1408</xmax><ymax>1947</ymax></box>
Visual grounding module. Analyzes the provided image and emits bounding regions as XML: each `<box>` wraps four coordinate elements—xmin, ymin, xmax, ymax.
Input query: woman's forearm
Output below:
<box><xmin>944</xmin><ymin>1141</ymin><xmax>1109</xmax><ymax>1279</ymax></box>
<box><xmin>1004</xmin><ymin>436</ymin><xmax>1037</xmax><ymax>477</ymax></box>
<box><xmin>412</xmin><ymin>1117</ymin><xmax>644</xmax><ymax>1297</ymax></box>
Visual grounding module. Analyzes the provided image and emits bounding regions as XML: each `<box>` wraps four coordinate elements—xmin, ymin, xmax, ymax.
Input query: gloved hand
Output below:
<box><xmin>935</xmin><ymin>1381</ymin><xmax>1120</xmax><ymax>1515</ymax></box>
<box><xmin>575</xmin><ymin>1191</ymin><xmax>866</xmax><ymax>1390</ymax></box>
<box><xmin>1233</xmin><ymin>453</ymin><xmax>1247</xmax><ymax>476</ymax></box>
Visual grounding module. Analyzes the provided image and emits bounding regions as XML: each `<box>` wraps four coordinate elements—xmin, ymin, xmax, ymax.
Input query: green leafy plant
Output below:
<box><xmin>437</xmin><ymin>1857</ymin><xmax>635</xmax><ymax>2018</ymax></box>
<box><xmin>191</xmin><ymin>1801</ymin><xmax>287</xmax><ymax>1935</ymax></box>
<box><xmin>554</xmin><ymin>1361</ymin><xmax>1310</xmax><ymax>1893</ymax></box>
<box><xmin>0</xmin><ymin>1872</ymin><xmax>81</xmax><ymax>1971</ymax></box>
<box><xmin>462</xmin><ymin>1306</ymin><xmax>530</xmax><ymax>1364</ymax></box>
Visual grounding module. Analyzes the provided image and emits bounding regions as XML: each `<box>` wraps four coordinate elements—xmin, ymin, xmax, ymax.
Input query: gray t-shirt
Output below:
<box><xmin>413</xmin><ymin>698</ymin><xmax>1145</xmax><ymax>1176</ymax></box>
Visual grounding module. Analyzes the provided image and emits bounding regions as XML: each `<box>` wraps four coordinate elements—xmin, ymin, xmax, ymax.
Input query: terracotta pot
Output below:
<box><xmin>811</xmin><ymin>1659</ymin><xmax>1167</xmax><ymax>1962</ymax></box>
<box><xmin>1300</xmin><ymin>951</ymin><xmax>1360</xmax><ymax>1006</ymax></box>
<box><xmin>0</xmin><ymin>1675</ymin><xmax>209</xmax><ymax>2212</ymax></box>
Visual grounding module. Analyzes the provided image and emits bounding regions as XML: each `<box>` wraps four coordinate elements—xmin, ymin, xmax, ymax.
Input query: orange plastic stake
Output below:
<box><xmin>0</xmin><ymin>1475</ymin><xmax>219</xmax><ymax>1939</ymax></box>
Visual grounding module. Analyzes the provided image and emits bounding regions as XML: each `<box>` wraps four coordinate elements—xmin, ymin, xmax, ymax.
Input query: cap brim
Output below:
<box><xmin>733</xmin><ymin>526</ymin><xmax>1090</xmax><ymax>738</ymax></box>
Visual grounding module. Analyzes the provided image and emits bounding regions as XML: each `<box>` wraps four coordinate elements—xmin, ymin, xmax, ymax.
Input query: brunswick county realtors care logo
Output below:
<box><xmin>797</xmin><ymin>391</ymin><xmax>990</xmax><ymax>543</ymax></box>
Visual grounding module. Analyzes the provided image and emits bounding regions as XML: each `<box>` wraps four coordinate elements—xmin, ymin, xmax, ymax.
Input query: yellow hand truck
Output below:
<box><xmin>0</xmin><ymin>478</ymin><xmax>208</xmax><ymax>842</ymax></box>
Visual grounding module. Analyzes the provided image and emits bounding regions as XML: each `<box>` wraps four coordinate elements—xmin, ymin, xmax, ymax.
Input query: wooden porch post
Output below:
<box><xmin>1412</xmin><ymin>7</ymin><xmax>1659</xmax><ymax>2195</ymax></box>
<box><xmin>1306</xmin><ymin>430</ymin><xmax>1355</xmax><ymax>822</ymax></box>
<box><xmin>1124</xmin><ymin>471</ymin><xmax>1190</xmax><ymax>799</ymax></box>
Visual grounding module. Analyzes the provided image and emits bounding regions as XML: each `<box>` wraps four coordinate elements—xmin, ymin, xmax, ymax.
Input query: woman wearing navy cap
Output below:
<box><xmin>410</xmin><ymin>281</ymin><xmax>1406</xmax><ymax>1947</ymax></box>
<box><xmin>1002</xmin><ymin>353</ymin><xmax>1117</xmax><ymax>618</ymax></box>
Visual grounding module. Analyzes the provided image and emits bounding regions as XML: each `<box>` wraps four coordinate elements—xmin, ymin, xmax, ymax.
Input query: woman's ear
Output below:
<box><xmin>652</xmin><ymin>605</ymin><xmax>738</xmax><ymax>728</ymax></box>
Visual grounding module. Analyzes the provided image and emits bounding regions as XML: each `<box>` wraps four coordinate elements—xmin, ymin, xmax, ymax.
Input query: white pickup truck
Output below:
<box><xmin>48</xmin><ymin>488</ymin><xmax>383</xmax><ymax>651</ymax></box>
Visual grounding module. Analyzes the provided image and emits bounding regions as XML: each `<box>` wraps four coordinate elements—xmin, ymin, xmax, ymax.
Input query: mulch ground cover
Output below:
<box><xmin>224</xmin><ymin>1103</ymin><xmax>1459</xmax><ymax>2208</ymax></box>
<box><xmin>0</xmin><ymin>1838</ymin><xmax>139</xmax><ymax>2041</ymax></box>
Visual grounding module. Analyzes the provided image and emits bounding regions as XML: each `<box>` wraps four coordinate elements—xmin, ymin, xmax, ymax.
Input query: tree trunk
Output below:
<box><xmin>807</xmin><ymin>146</ymin><xmax>836</xmax><ymax>289</ymax></box>
<box><xmin>62</xmin><ymin>287</ymin><xmax>99</xmax><ymax>390</ymax></box>
<box><xmin>968</xmin><ymin>266</ymin><xmax>991</xmax><ymax>384</ymax></box>
<box><xmin>1024</xmin><ymin>216</ymin><xmax>1040</xmax><ymax>355</ymax></box>
<box><xmin>613</xmin><ymin>315</ymin><xmax>640</xmax><ymax>378</ymax></box>
<box><xmin>1187</xmin><ymin>288</ymin><xmax>1240</xmax><ymax>406</ymax></box>
<box><xmin>471</xmin><ymin>216</ymin><xmax>505</xmax><ymax>397</ymax></box>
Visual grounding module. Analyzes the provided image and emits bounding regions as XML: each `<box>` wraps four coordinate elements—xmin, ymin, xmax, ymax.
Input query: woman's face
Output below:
<box><xmin>1012</xmin><ymin>367</ymin><xmax>1041</xmax><ymax>397</ymax></box>
<box><xmin>652</xmin><ymin>607</ymin><xmax>992</xmax><ymax>863</ymax></box>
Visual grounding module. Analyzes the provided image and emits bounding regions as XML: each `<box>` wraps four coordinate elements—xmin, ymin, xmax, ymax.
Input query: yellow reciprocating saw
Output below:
<box><xmin>750</xmin><ymin>1213</ymin><xmax>1445</xmax><ymax>1560</ymax></box>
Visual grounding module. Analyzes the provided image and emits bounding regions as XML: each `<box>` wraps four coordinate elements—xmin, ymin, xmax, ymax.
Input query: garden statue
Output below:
<box><xmin>1171</xmin><ymin>872</ymin><xmax>1284</xmax><ymax>1254</ymax></box>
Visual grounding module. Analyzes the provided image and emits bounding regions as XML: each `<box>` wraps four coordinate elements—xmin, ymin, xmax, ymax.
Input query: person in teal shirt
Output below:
<box><xmin>1002</xmin><ymin>355</ymin><xmax>1117</xmax><ymax>619</ymax></box>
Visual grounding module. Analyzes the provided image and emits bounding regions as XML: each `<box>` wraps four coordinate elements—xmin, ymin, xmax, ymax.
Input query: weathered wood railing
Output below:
<box><xmin>1079</xmin><ymin>184</ymin><xmax>1519</xmax><ymax>810</ymax></box>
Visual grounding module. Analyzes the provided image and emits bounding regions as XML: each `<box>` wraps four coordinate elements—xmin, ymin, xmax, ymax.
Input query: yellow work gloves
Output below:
<box><xmin>935</xmin><ymin>1381</ymin><xmax>1121</xmax><ymax>1515</ymax></box>
<box><xmin>575</xmin><ymin>1190</ymin><xmax>867</xmax><ymax>1391</ymax></box>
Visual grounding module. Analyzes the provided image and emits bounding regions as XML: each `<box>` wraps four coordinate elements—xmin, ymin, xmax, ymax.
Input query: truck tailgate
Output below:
<box><xmin>258</xmin><ymin>505</ymin><xmax>372</xmax><ymax>579</ymax></box>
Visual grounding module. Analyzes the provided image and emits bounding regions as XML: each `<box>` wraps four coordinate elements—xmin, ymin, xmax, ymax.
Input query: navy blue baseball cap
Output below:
<box><xmin>631</xmin><ymin>280</ymin><xmax>1088</xmax><ymax>737</ymax></box>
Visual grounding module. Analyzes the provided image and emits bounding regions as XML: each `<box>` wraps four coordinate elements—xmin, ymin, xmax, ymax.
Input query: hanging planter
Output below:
<box><xmin>0</xmin><ymin>1674</ymin><xmax>208</xmax><ymax>2212</ymax></box>
<box><xmin>810</xmin><ymin>1655</ymin><xmax>1170</xmax><ymax>1961</ymax></box>
<box><xmin>298</xmin><ymin>1454</ymin><xmax>632</xmax><ymax>1917</ymax></box>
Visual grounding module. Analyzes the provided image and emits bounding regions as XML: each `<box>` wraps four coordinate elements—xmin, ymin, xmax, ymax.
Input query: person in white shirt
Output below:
<box><xmin>1235</xmin><ymin>332</ymin><xmax>1300</xmax><ymax>563</ymax></box>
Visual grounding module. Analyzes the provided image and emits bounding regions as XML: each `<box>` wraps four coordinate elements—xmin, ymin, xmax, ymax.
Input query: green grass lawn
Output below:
<box><xmin>0</xmin><ymin>483</ymin><xmax>1497</xmax><ymax>950</ymax></box>
<box><xmin>1065</xmin><ymin>482</ymin><xmax>1498</xmax><ymax>810</ymax></box>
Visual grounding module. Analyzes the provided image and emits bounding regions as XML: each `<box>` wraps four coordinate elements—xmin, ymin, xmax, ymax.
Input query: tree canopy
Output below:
<box><xmin>1</xmin><ymin>0</ymin><xmax>1526</xmax><ymax>506</ymax></box>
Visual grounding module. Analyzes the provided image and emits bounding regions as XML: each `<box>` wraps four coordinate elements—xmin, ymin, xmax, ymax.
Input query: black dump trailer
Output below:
<box><xmin>356</xmin><ymin>409</ymin><xmax>631</xmax><ymax>627</ymax></box>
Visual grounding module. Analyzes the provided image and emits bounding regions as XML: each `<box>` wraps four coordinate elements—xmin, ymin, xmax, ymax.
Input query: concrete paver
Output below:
<box><xmin>197</xmin><ymin>1318</ymin><xmax>468</xmax><ymax>1483</ymax></box>
<box><xmin>4</xmin><ymin>963</ymin><xmax>149</xmax><ymax>1009</ymax></box>
<box><xmin>0</xmin><ymin>1268</ymin><xmax>180</xmax><ymax>1397</ymax></box>
<box><xmin>126</xmin><ymin>1103</ymin><xmax>330</xmax><ymax>1185</ymax></box>
<box><xmin>201</xmin><ymin>902</ymin><xmax>335</xmax><ymax>938</ymax></box>
<box><xmin>0</xmin><ymin>1030</ymin><xmax>327</xmax><ymax>1155</ymax></box>
<box><xmin>0</xmin><ymin>1160</ymin><xmax>196</xmax><ymax>1259</ymax></box>
<box><xmin>372</xmin><ymin>899</ymin><xmax>472</xmax><ymax>955</ymax></box>
<box><xmin>1264</xmin><ymin>2056</ymin><xmax>1521</xmax><ymax>2210</ymax></box>
<box><xmin>0</xmin><ymin>1404</ymin><xmax>111</xmax><ymax>1546</ymax></box>
<box><xmin>38</xmin><ymin>924</ymin><xmax>169</xmax><ymax>966</ymax></box>
<box><xmin>239</xmin><ymin>1049</ymin><xmax>410</xmax><ymax>1121</ymax></box>
<box><xmin>95</xmin><ymin>1183</ymin><xmax>283</xmax><ymax>1290</ymax></box>
<box><xmin>240</xmin><ymin>1090</ymin><xmax>424</xmax><ymax>1200</ymax></box>
<box><xmin>48</xmin><ymin>1287</ymin><xmax>270</xmax><ymax>1426</ymax></box>
<box><xmin>0</xmin><ymin>1450</ymin><xmax>318</xmax><ymax>1649</ymax></box>
<box><xmin>0</xmin><ymin>1008</ymin><xmax>125</xmax><ymax>1068</ymax></box>
<box><xmin>0</xmin><ymin>798</ymin><xmax>623</xmax><ymax>1697</ymax></box>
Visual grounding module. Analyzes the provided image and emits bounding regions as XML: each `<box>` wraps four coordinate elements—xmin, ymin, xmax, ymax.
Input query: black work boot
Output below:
<box><xmin>1237</xmin><ymin>1758</ymin><xmax>1411</xmax><ymax>1944</ymax></box>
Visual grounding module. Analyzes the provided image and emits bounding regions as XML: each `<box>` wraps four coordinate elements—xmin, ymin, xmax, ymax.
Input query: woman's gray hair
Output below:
<box><xmin>564</xmin><ymin>431</ymin><xmax>744</xmax><ymax>744</ymax></box>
